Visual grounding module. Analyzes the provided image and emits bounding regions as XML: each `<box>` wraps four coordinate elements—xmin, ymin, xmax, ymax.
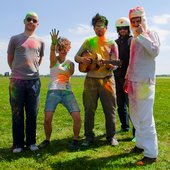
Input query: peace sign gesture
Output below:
<box><xmin>50</xmin><ymin>28</ymin><xmax>59</xmax><ymax>45</ymax></box>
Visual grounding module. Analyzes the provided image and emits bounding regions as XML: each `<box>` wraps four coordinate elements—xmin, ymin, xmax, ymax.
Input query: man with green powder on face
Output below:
<box><xmin>7</xmin><ymin>12</ymin><xmax>45</xmax><ymax>153</ymax></box>
<box><xmin>75</xmin><ymin>13</ymin><xmax>119</xmax><ymax>148</ymax></box>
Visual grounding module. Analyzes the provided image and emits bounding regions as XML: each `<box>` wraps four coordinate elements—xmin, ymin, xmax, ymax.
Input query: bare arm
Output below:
<box><xmin>50</xmin><ymin>44</ymin><xmax>57</xmax><ymax>68</ymax></box>
<box><xmin>7</xmin><ymin>54</ymin><xmax>14</xmax><ymax>69</ymax></box>
<box><xmin>38</xmin><ymin>56</ymin><xmax>43</xmax><ymax>65</ymax></box>
<box><xmin>69</xmin><ymin>62</ymin><xmax>75</xmax><ymax>75</ymax></box>
<box><xmin>50</xmin><ymin>29</ymin><xmax>59</xmax><ymax>68</ymax></box>
<box><xmin>105</xmin><ymin>43</ymin><xmax>119</xmax><ymax>70</ymax></box>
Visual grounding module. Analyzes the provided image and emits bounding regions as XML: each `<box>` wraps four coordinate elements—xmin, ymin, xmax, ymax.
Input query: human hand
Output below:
<box><xmin>123</xmin><ymin>79</ymin><xmax>129</xmax><ymax>93</ymax></box>
<box><xmin>81</xmin><ymin>57</ymin><xmax>92</xmax><ymax>64</ymax></box>
<box><xmin>50</xmin><ymin>29</ymin><xmax>59</xmax><ymax>45</ymax></box>
<box><xmin>135</xmin><ymin>24</ymin><xmax>144</xmax><ymax>35</ymax></box>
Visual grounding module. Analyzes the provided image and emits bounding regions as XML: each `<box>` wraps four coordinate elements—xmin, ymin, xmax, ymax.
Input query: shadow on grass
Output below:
<box><xmin>0</xmin><ymin>146</ymin><xmax>41</xmax><ymax>162</ymax></box>
<box><xmin>0</xmin><ymin>134</ymin><xmax>136</xmax><ymax>169</ymax></box>
<box><xmin>49</xmin><ymin>153</ymin><xmax>135</xmax><ymax>170</ymax></box>
<box><xmin>38</xmin><ymin>134</ymin><xmax>111</xmax><ymax>155</ymax></box>
<box><xmin>0</xmin><ymin>136</ymin><xmax>75</xmax><ymax>162</ymax></box>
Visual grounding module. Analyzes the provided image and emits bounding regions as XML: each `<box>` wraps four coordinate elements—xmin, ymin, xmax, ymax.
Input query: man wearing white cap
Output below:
<box><xmin>124</xmin><ymin>6</ymin><xmax>160</xmax><ymax>165</ymax></box>
<box><xmin>114</xmin><ymin>17</ymin><xmax>135</xmax><ymax>137</ymax></box>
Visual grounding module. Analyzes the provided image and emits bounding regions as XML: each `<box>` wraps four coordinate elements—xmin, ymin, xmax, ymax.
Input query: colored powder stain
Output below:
<box><xmin>99</xmin><ymin>79</ymin><xmax>112</xmax><ymax>93</ymax></box>
<box><xmin>61</xmin><ymin>63</ymin><xmax>70</xmax><ymax>70</ymax></box>
<box><xmin>129</xmin><ymin>40</ymin><xmax>136</xmax><ymax>68</ymax></box>
<box><xmin>58</xmin><ymin>74</ymin><xmax>69</xmax><ymax>83</ymax></box>
<box><xmin>138</xmin><ymin>83</ymin><xmax>150</xmax><ymax>100</ymax></box>
<box><xmin>11</xmin><ymin>89</ymin><xmax>16</xmax><ymax>99</ymax></box>
<box><xmin>89</xmin><ymin>37</ymin><xmax>98</xmax><ymax>49</ymax></box>
<box><xmin>64</xmin><ymin>89</ymin><xmax>69</xmax><ymax>95</ymax></box>
<box><xmin>9</xmin><ymin>83</ymin><xmax>17</xmax><ymax>99</ymax></box>
<box><xmin>23</xmin><ymin>39</ymin><xmax>38</xmax><ymax>49</ymax></box>
<box><xmin>55</xmin><ymin>63</ymin><xmax>59</xmax><ymax>67</ymax></box>
<box><xmin>104</xmin><ymin>81</ymin><xmax>113</xmax><ymax>93</ymax></box>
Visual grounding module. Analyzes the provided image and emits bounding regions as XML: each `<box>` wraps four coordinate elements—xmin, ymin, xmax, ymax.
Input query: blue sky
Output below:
<box><xmin>0</xmin><ymin>0</ymin><xmax>170</xmax><ymax>75</ymax></box>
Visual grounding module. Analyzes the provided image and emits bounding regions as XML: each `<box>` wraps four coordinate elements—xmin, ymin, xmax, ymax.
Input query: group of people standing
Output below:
<box><xmin>7</xmin><ymin>6</ymin><xmax>160</xmax><ymax>166</ymax></box>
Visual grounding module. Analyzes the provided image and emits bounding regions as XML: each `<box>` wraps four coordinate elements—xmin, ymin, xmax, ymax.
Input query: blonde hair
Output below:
<box><xmin>57</xmin><ymin>37</ymin><xmax>71</xmax><ymax>52</ymax></box>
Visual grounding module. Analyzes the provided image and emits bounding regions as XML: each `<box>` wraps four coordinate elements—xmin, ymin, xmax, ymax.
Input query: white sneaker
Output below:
<box><xmin>30</xmin><ymin>144</ymin><xmax>39</xmax><ymax>151</ymax></box>
<box><xmin>110</xmin><ymin>138</ymin><xmax>119</xmax><ymax>146</ymax></box>
<box><xmin>13</xmin><ymin>147</ymin><xmax>23</xmax><ymax>153</ymax></box>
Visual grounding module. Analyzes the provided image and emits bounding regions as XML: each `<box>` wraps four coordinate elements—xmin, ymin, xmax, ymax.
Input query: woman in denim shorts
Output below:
<box><xmin>39</xmin><ymin>29</ymin><xmax>81</xmax><ymax>150</ymax></box>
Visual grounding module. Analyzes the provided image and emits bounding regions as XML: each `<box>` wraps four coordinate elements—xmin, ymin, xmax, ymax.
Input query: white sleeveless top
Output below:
<box><xmin>48</xmin><ymin>60</ymin><xmax>72</xmax><ymax>91</ymax></box>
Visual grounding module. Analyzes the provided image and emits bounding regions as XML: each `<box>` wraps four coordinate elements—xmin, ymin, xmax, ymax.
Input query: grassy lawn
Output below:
<box><xmin>0</xmin><ymin>77</ymin><xmax>169</xmax><ymax>170</ymax></box>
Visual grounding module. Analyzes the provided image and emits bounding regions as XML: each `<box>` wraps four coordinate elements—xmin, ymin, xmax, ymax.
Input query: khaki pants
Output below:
<box><xmin>83</xmin><ymin>76</ymin><xmax>116</xmax><ymax>141</ymax></box>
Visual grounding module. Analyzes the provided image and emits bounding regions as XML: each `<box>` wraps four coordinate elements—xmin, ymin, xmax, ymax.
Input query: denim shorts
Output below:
<box><xmin>44</xmin><ymin>90</ymin><xmax>80</xmax><ymax>113</ymax></box>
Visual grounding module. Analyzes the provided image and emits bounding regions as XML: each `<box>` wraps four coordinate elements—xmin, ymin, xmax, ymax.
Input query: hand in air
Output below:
<box><xmin>50</xmin><ymin>29</ymin><xmax>59</xmax><ymax>45</ymax></box>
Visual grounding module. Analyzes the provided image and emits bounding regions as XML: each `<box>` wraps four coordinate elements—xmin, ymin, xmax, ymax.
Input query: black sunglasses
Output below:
<box><xmin>117</xmin><ymin>26</ymin><xmax>129</xmax><ymax>31</ymax></box>
<box><xmin>26</xmin><ymin>17</ymin><xmax>38</xmax><ymax>24</ymax></box>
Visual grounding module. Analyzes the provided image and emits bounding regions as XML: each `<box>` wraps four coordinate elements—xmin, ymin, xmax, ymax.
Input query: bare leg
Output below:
<box><xmin>71</xmin><ymin>112</ymin><xmax>81</xmax><ymax>140</ymax></box>
<box><xmin>44</xmin><ymin>111</ymin><xmax>54</xmax><ymax>141</ymax></box>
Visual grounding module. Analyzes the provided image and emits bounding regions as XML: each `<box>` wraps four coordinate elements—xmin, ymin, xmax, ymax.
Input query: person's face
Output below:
<box><xmin>58</xmin><ymin>46</ymin><xmax>70</xmax><ymax>59</ymax></box>
<box><xmin>24</xmin><ymin>15</ymin><xmax>39</xmax><ymax>32</ymax></box>
<box><xmin>130</xmin><ymin>17</ymin><xmax>141</xmax><ymax>27</ymax></box>
<box><xmin>94</xmin><ymin>21</ymin><xmax>107</xmax><ymax>37</ymax></box>
<box><xmin>117</xmin><ymin>26</ymin><xmax>129</xmax><ymax>36</ymax></box>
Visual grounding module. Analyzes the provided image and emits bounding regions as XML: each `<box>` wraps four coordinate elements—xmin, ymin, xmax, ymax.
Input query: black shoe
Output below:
<box><xmin>81</xmin><ymin>140</ymin><xmax>93</xmax><ymax>149</ymax></box>
<box><xmin>129</xmin><ymin>146</ymin><xmax>144</xmax><ymax>153</ymax></box>
<box><xmin>68</xmin><ymin>140</ymin><xmax>79</xmax><ymax>151</ymax></box>
<box><xmin>136</xmin><ymin>156</ymin><xmax>157</xmax><ymax>165</ymax></box>
<box><xmin>38</xmin><ymin>140</ymin><xmax>50</xmax><ymax>148</ymax></box>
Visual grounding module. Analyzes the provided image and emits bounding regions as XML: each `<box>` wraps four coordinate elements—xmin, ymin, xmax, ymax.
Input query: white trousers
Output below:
<box><xmin>128</xmin><ymin>81</ymin><xmax>158</xmax><ymax>158</ymax></box>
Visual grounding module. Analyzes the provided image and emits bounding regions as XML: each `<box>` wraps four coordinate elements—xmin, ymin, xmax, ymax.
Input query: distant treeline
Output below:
<box><xmin>0</xmin><ymin>74</ymin><xmax>170</xmax><ymax>78</ymax></box>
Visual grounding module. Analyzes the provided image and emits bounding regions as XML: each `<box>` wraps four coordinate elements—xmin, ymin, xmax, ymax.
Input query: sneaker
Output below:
<box><xmin>30</xmin><ymin>144</ymin><xmax>39</xmax><ymax>151</ymax></box>
<box><xmin>13</xmin><ymin>147</ymin><xmax>23</xmax><ymax>153</ymax></box>
<box><xmin>81</xmin><ymin>140</ymin><xmax>93</xmax><ymax>149</ymax></box>
<box><xmin>136</xmin><ymin>156</ymin><xmax>157</xmax><ymax>165</ymax></box>
<box><xmin>129</xmin><ymin>146</ymin><xmax>144</xmax><ymax>153</ymax></box>
<box><xmin>39</xmin><ymin>140</ymin><xmax>50</xmax><ymax>148</ymax></box>
<box><xmin>68</xmin><ymin>139</ymin><xmax>79</xmax><ymax>150</ymax></box>
<box><xmin>131</xmin><ymin>137</ymin><xmax>136</xmax><ymax>142</ymax></box>
<box><xmin>110</xmin><ymin>138</ymin><xmax>119</xmax><ymax>146</ymax></box>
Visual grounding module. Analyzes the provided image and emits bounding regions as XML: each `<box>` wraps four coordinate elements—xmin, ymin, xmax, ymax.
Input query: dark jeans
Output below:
<box><xmin>115</xmin><ymin>77</ymin><xmax>130</xmax><ymax>131</ymax></box>
<box><xmin>83</xmin><ymin>76</ymin><xmax>116</xmax><ymax>141</ymax></box>
<box><xmin>9</xmin><ymin>78</ymin><xmax>40</xmax><ymax>148</ymax></box>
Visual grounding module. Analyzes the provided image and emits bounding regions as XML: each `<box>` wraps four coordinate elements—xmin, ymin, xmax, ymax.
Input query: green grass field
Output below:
<box><xmin>0</xmin><ymin>77</ymin><xmax>170</xmax><ymax>170</ymax></box>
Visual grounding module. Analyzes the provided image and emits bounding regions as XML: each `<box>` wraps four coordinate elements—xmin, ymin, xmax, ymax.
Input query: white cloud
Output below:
<box><xmin>150</xmin><ymin>27</ymin><xmax>170</xmax><ymax>43</ymax></box>
<box><xmin>68</xmin><ymin>24</ymin><xmax>93</xmax><ymax>35</ymax></box>
<box><xmin>152</xmin><ymin>14</ymin><xmax>170</xmax><ymax>24</ymax></box>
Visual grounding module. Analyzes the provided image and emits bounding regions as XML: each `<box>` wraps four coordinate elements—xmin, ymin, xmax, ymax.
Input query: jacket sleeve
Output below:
<box><xmin>137</xmin><ymin>31</ymin><xmax>160</xmax><ymax>58</ymax></box>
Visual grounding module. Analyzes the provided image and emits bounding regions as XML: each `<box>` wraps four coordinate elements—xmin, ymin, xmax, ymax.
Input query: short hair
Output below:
<box><xmin>57</xmin><ymin>37</ymin><xmax>71</xmax><ymax>52</ymax></box>
<box><xmin>91</xmin><ymin>13</ymin><xmax>108</xmax><ymax>27</ymax></box>
<box><xmin>25</xmin><ymin>12</ymin><xmax>38</xmax><ymax>19</ymax></box>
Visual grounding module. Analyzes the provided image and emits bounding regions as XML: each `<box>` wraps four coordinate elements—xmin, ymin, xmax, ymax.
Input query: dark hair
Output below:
<box><xmin>91</xmin><ymin>13</ymin><xmax>108</xmax><ymax>27</ymax></box>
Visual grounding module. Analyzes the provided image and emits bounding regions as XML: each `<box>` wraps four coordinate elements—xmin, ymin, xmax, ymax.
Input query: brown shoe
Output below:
<box><xmin>129</xmin><ymin>146</ymin><xmax>144</xmax><ymax>153</ymax></box>
<box><xmin>136</xmin><ymin>156</ymin><xmax>157</xmax><ymax>165</ymax></box>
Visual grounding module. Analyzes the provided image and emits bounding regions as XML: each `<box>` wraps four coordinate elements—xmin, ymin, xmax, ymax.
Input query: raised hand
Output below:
<box><xmin>50</xmin><ymin>28</ymin><xmax>59</xmax><ymax>45</ymax></box>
